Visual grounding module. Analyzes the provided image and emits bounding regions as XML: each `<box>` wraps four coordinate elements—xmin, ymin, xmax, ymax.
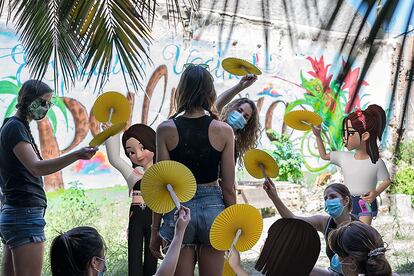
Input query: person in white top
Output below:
<box><xmin>103</xmin><ymin>123</ymin><xmax>157</xmax><ymax>276</ymax></box>
<box><xmin>312</xmin><ymin>104</ymin><xmax>391</xmax><ymax>225</ymax></box>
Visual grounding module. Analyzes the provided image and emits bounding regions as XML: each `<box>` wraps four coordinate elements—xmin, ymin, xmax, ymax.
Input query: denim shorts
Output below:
<box><xmin>160</xmin><ymin>185</ymin><xmax>225</xmax><ymax>247</ymax></box>
<box><xmin>351</xmin><ymin>196</ymin><xmax>378</xmax><ymax>218</ymax></box>
<box><xmin>0</xmin><ymin>204</ymin><xmax>46</xmax><ymax>249</ymax></box>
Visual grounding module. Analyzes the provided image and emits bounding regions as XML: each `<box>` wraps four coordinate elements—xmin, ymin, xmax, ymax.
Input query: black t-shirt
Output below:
<box><xmin>0</xmin><ymin>116</ymin><xmax>47</xmax><ymax>207</ymax></box>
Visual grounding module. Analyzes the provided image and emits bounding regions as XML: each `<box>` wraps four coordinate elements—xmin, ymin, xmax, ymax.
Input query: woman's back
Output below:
<box><xmin>159</xmin><ymin>114</ymin><xmax>231</xmax><ymax>184</ymax></box>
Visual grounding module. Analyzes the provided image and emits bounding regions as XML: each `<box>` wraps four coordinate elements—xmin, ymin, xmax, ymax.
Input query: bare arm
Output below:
<box><xmin>312</xmin><ymin>125</ymin><xmax>330</xmax><ymax>160</ymax></box>
<box><xmin>263</xmin><ymin>178</ymin><xmax>327</xmax><ymax>232</ymax></box>
<box><xmin>155</xmin><ymin>207</ymin><xmax>190</xmax><ymax>276</ymax></box>
<box><xmin>362</xmin><ymin>179</ymin><xmax>391</xmax><ymax>204</ymax></box>
<box><xmin>13</xmin><ymin>141</ymin><xmax>97</xmax><ymax>177</ymax></box>
<box><xmin>216</xmin><ymin>75</ymin><xmax>257</xmax><ymax>113</ymax></box>
<box><xmin>220</xmin><ymin>125</ymin><xmax>236</xmax><ymax>206</ymax></box>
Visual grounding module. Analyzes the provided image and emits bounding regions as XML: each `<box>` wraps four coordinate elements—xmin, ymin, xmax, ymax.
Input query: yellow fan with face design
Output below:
<box><xmin>141</xmin><ymin>160</ymin><xmax>197</xmax><ymax>213</ymax></box>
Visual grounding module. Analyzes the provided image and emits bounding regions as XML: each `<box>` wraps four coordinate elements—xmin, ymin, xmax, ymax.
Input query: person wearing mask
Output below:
<box><xmin>0</xmin><ymin>80</ymin><xmax>97</xmax><ymax>276</ymax></box>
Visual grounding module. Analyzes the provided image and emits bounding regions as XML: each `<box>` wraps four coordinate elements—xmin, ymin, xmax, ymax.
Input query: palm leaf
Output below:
<box><xmin>51</xmin><ymin>96</ymin><xmax>69</xmax><ymax>131</ymax></box>
<box><xmin>47</xmin><ymin>108</ymin><xmax>58</xmax><ymax>135</ymax></box>
<box><xmin>5</xmin><ymin>97</ymin><xmax>18</xmax><ymax>118</ymax></box>
<box><xmin>0</xmin><ymin>80</ymin><xmax>20</xmax><ymax>95</ymax></box>
<box><xmin>11</xmin><ymin>0</ymin><xmax>81</xmax><ymax>92</ymax></box>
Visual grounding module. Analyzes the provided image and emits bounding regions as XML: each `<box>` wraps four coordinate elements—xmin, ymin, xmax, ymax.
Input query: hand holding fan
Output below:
<box><xmin>141</xmin><ymin>160</ymin><xmax>196</xmax><ymax>213</ymax></box>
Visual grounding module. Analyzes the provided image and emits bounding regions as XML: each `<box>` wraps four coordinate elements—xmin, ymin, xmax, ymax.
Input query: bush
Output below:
<box><xmin>266</xmin><ymin>129</ymin><xmax>304</xmax><ymax>183</ymax></box>
<box><xmin>389</xmin><ymin>167</ymin><xmax>414</xmax><ymax>206</ymax></box>
<box><xmin>395</xmin><ymin>140</ymin><xmax>414</xmax><ymax>167</ymax></box>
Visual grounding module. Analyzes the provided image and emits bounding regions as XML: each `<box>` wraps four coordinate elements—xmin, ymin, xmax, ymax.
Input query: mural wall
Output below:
<box><xmin>0</xmin><ymin>19</ymin><xmax>396</xmax><ymax>190</ymax></box>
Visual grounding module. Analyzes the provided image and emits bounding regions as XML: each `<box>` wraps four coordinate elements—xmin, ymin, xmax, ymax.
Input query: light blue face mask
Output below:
<box><xmin>331</xmin><ymin>254</ymin><xmax>344</xmax><ymax>274</ymax></box>
<box><xmin>94</xmin><ymin>256</ymin><xmax>107</xmax><ymax>276</ymax></box>
<box><xmin>324</xmin><ymin>198</ymin><xmax>344</xmax><ymax>218</ymax></box>
<box><xmin>227</xmin><ymin>110</ymin><xmax>247</xmax><ymax>130</ymax></box>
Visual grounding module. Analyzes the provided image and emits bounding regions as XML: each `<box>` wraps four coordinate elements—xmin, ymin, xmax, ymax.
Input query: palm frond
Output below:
<box><xmin>10</xmin><ymin>0</ymin><xmax>81</xmax><ymax>93</ymax></box>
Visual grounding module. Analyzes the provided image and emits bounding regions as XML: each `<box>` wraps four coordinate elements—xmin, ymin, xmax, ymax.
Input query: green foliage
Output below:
<box><xmin>395</xmin><ymin>140</ymin><xmax>414</xmax><ymax>167</ymax></box>
<box><xmin>389</xmin><ymin>167</ymin><xmax>414</xmax><ymax>206</ymax></box>
<box><xmin>266</xmin><ymin>129</ymin><xmax>304</xmax><ymax>183</ymax></box>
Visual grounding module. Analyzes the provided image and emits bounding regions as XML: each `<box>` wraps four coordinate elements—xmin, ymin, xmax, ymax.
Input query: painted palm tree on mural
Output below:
<box><xmin>0</xmin><ymin>76</ymin><xmax>71</xmax><ymax>190</ymax></box>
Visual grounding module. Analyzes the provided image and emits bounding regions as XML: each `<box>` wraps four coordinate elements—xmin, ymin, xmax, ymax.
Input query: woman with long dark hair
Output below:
<box><xmin>0</xmin><ymin>80</ymin><xmax>97</xmax><ymax>276</ymax></box>
<box><xmin>150</xmin><ymin>64</ymin><xmax>236</xmax><ymax>276</ymax></box>
<box><xmin>103</xmin><ymin>123</ymin><xmax>158</xmax><ymax>275</ymax></box>
<box><xmin>312</xmin><ymin>104</ymin><xmax>391</xmax><ymax>225</ymax></box>
<box><xmin>216</xmin><ymin>75</ymin><xmax>260</xmax><ymax>163</ymax></box>
<box><xmin>50</xmin><ymin>226</ymin><xmax>106</xmax><ymax>276</ymax></box>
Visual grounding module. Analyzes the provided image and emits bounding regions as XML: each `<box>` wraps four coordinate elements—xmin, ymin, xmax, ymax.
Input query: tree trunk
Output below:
<box><xmin>37</xmin><ymin>118</ymin><xmax>63</xmax><ymax>191</ymax></box>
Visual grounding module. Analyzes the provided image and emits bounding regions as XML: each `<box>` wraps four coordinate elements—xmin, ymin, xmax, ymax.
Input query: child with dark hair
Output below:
<box><xmin>103</xmin><ymin>123</ymin><xmax>157</xmax><ymax>275</ymax></box>
<box><xmin>0</xmin><ymin>80</ymin><xmax>97</xmax><ymax>276</ymax></box>
<box><xmin>312</xmin><ymin>104</ymin><xmax>391</xmax><ymax>225</ymax></box>
<box><xmin>328</xmin><ymin>221</ymin><xmax>399</xmax><ymax>276</ymax></box>
<box><xmin>50</xmin><ymin>226</ymin><xmax>106</xmax><ymax>276</ymax></box>
<box><xmin>228</xmin><ymin>218</ymin><xmax>321</xmax><ymax>276</ymax></box>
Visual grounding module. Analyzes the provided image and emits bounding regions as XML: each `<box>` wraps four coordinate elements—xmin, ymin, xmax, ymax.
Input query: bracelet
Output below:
<box><xmin>151</xmin><ymin>225</ymin><xmax>160</xmax><ymax>230</ymax></box>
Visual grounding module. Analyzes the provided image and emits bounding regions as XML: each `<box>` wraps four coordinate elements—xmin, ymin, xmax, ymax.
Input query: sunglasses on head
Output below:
<box><xmin>183</xmin><ymin>63</ymin><xmax>210</xmax><ymax>70</ymax></box>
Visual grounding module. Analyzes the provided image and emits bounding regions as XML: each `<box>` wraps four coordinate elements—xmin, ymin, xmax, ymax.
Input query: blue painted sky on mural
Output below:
<box><xmin>347</xmin><ymin>0</ymin><xmax>414</xmax><ymax>36</ymax></box>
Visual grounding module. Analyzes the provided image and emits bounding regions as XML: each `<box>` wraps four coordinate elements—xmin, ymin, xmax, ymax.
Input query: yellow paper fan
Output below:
<box><xmin>92</xmin><ymin>91</ymin><xmax>131</xmax><ymax>123</ymax></box>
<box><xmin>89</xmin><ymin>122</ymin><xmax>127</xmax><ymax>147</ymax></box>
<box><xmin>222</xmin><ymin>57</ymin><xmax>262</xmax><ymax>76</ymax></box>
<box><xmin>141</xmin><ymin>160</ymin><xmax>197</xmax><ymax>213</ymax></box>
<box><xmin>284</xmin><ymin>110</ymin><xmax>322</xmax><ymax>131</ymax></box>
<box><xmin>210</xmin><ymin>204</ymin><xmax>263</xmax><ymax>252</ymax></box>
<box><xmin>223</xmin><ymin>260</ymin><xmax>236</xmax><ymax>276</ymax></box>
<box><xmin>243</xmin><ymin>149</ymin><xmax>279</xmax><ymax>179</ymax></box>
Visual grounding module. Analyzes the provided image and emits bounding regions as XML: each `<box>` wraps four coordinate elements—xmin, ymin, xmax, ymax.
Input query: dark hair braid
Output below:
<box><xmin>18</xmin><ymin>101</ymin><xmax>43</xmax><ymax>160</ymax></box>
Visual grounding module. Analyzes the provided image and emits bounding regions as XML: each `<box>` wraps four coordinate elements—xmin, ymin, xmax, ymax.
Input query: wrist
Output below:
<box><xmin>151</xmin><ymin>225</ymin><xmax>160</xmax><ymax>231</ymax></box>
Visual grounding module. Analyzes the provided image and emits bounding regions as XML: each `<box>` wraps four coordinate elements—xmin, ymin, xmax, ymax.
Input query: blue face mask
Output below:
<box><xmin>324</xmin><ymin>198</ymin><xmax>344</xmax><ymax>218</ymax></box>
<box><xmin>227</xmin><ymin>110</ymin><xmax>247</xmax><ymax>130</ymax></box>
<box><xmin>95</xmin><ymin>256</ymin><xmax>107</xmax><ymax>276</ymax></box>
<box><xmin>331</xmin><ymin>254</ymin><xmax>344</xmax><ymax>274</ymax></box>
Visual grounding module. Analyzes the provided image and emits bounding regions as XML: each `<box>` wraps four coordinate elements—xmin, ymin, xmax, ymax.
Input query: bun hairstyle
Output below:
<box><xmin>328</xmin><ymin>221</ymin><xmax>392</xmax><ymax>276</ymax></box>
<box><xmin>50</xmin><ymin>226</ymin><xmax>105</xmax><ymax>276</ymax></box>
<box><xmin>343</xmin><ymin>104</ymin><xmax>386</xmax><ymax>163</ymax></box>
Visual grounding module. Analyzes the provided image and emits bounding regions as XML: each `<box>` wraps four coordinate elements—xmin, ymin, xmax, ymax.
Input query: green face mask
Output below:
<box><xmin>28</xmin><ymin>98</ymin><xmax>53</xmax><ymax>120</ymax></box>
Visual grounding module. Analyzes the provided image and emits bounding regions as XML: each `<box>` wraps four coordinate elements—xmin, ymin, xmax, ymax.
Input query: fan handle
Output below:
<box><xmin>108</xmin><ymin>107</ymin><xmax>114</xmax><ymax>123</ymax></box>
<box><xmin>241</xmin><ymin>66</ymin><xmax>251</xmax><ymax>75</ymax></box>
<box><xmin>228</xmin><ymin>229</ymin><xmax>242</xmax><ymax>258</ymax></box>
<box><xmin>259</xmin><ymin>163</ymin><xmax>267</xmax><ymax>179</ymax></box>
<box><xmin>167</xmin><ymin>184</ymin><xmax>181</xmax><ymax>210</ymax></box>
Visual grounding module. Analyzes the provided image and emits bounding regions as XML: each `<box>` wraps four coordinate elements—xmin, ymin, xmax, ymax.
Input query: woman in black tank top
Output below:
<box><xmin>150</xmin><ymin>64</ymin><xmax>236</xmax><ymax>276</ymax></box>
<box><xmin>262</xmin><ymin>181</ymin><xmax>357</xmax><ymax>275</ymax></box>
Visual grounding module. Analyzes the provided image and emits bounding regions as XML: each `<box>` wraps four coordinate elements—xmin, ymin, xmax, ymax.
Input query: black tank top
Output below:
<box><xmin>169</xmin><ymin>115</ymin><xmax>221</xmax><ymax>183</ymax></box>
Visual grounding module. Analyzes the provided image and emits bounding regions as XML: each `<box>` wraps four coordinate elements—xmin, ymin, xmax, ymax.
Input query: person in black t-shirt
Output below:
<box><xmin>0</xmin><ymin>80</ymin><xmax>97</xmax><ymax>276</ymax></box>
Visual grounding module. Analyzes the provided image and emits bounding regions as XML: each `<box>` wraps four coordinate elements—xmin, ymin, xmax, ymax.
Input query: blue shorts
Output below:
<box><xmin>0</xmin><ymin>204</ymin><xmax>46</xmax><ymax>249</ymax></box>
<box><xmin>351</xmin><ymin>196</ymin><xmax>378</xmax><ymax>218</ymax></box>
<box><xmin>160</xmin><ymin>185</ymin><xmax>225</xmax><ymax>248</ymax></box>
